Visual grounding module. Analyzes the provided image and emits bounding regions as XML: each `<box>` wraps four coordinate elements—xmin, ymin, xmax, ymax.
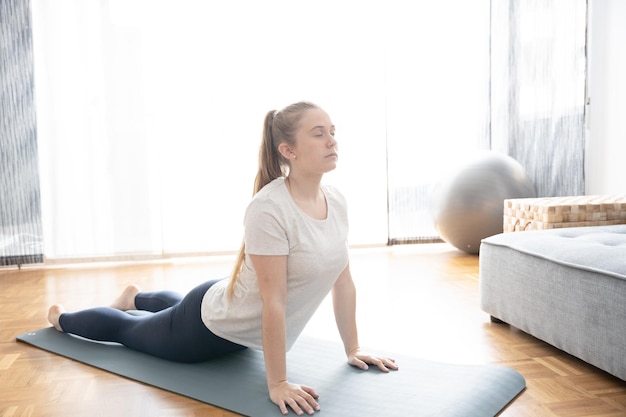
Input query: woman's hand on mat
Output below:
<box><xmin>269</xmin><ymin>380</ymin><xmax>320</xmax><ymax>415</ymax></box>
<box><xmin>348</xmin><ymin>349</ymin><xmax>399</xmax><ymax>372</ymax></box>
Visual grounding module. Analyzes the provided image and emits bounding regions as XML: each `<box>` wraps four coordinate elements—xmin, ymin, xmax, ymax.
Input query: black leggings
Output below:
<box><xmin>58</xmin><ymin>278</ymin><xmax>246</xmax><ymax>363</ymax></box>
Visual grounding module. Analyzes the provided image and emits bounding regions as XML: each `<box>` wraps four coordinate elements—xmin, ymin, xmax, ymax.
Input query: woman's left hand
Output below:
<box><xmin>347</xmin><ymin>349</ymin><xmax>399</xmax><ymax>372</ymax></box>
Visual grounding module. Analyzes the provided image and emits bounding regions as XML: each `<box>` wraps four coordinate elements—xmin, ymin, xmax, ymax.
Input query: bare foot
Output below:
<box><xmin>110</xmin><ymin>284</ymin><xmax>141</xmax><ymax>311</ymax></box>
<box><xmin>48</xmin><ymin>304</ymin><xmax>66</xmax><ymax>332</ymax></box>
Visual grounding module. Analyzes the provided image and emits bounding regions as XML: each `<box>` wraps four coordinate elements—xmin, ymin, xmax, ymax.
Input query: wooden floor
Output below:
<box><xmin>1</xmin><ymin>243</ymin><xmax>625</xmax><ymax>416</ymax></box>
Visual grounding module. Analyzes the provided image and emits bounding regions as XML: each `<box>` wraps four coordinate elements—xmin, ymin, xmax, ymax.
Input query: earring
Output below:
<box><xmin>292</xmin><ymin>154</ymin><xmax>297</xmax><ymax>159</ymax></box>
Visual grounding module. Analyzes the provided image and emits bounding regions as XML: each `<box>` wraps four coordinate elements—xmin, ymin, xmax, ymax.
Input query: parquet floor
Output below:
<box><xmin>1</xmin><ymin>243</ymin><xmax>625</xmax><ymax>416</ymax></box>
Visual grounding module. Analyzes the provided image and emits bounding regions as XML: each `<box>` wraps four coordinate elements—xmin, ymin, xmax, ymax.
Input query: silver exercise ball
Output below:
<box><xmin>431</xmin><ymin>151</ymin><xmax>536</xmax><ymax>254</ymax></box>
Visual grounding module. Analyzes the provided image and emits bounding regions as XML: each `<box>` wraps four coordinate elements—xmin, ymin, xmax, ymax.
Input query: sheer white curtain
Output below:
<box><xmin>385</xmin><ymin>0</ymin><xmax>491</xmax><ymax>242</ymax></box>
<box><xmin>32</xmin><ymin>0</ymin><xmax>389</xmax><ymax>260</ymax></box>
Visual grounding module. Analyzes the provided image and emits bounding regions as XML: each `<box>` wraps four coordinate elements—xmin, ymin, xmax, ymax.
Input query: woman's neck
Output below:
<box><xmin>285</xmin><ymin>174</ymin><xmax>322</xmax><ymax>199</ymax></box>
<box><xmin>285</xmin><ymin>174</ymin><xmax>327</xmax><ymax>220</ymax></box>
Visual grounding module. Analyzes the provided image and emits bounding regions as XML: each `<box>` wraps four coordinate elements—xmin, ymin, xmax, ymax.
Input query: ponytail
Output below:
<box><xmin>254</xmin><ymin>110</ymin><xmax>286</xmax><ymax>193</ymax></box>
<box><xmin>227</xmin><ymin>102</ymin><xmax>320</xmax><ymax>299</ymax></box>
<box><xmin>228</xmin><ymin>110</ymin><xmax>284</xmax><ymax>298</ymax></box>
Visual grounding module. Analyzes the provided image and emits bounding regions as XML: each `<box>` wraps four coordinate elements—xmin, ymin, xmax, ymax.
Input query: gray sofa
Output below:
<box><xmin>479</xmin><ymin>224</ymin><xmax>626</xmax><ymax>381</ymax></box>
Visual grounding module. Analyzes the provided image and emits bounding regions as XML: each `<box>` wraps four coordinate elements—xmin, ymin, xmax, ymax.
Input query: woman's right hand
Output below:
<box><xmin>269</xmin><ymin>380</ymin><xmax>320</xmax><ymax>415</ymax></box>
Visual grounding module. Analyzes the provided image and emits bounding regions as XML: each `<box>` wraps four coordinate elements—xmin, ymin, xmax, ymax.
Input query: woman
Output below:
<box><xmin>48</xmin><ymin>101</ymin><xmax>398</xmax><ymax>416</ymax></box>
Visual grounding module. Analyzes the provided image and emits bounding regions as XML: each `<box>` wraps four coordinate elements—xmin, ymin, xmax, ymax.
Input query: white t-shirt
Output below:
<box><xmin>201</xmin><ymin>177</ymin><xmax>349</xmax><ymax>351</ymax></box>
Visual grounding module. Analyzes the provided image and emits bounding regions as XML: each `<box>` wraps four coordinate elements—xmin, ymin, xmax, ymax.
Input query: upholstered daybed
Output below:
<box><xmin>479</xmin><ymin>224</ymin><xmax>626</xmax><ymax>381</ymax></box>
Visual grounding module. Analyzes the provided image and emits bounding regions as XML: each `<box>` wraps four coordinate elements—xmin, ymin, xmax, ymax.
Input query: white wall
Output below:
<box><xmin>586</xmin><ymin>0</ymin><xmax>626</xmax><ymax>195</ymax></box>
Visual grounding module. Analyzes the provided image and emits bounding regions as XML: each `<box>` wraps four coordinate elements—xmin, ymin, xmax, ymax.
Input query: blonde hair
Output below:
<box><xmin>227</xmin><ymin>101</ymin><xmax>320</xmax><ymax>298</ymax></box>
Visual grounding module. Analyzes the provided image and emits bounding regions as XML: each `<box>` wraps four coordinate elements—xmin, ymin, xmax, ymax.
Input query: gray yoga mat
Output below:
<box><xmin>17</xmin><ymin>327</ymin><xmax>525</xmax><ymax>416</ymax></box>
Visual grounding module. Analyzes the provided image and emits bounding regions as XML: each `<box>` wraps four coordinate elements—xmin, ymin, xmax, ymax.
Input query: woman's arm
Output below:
<box><xmin>250</xmin><ymin>254</ymin><xmax>320</xmax><ymax>416</ymax></box>
<box><xmin>332</xmin><ymin>263</ymin><xmax>399</xmax><ymax>372</ymax></box>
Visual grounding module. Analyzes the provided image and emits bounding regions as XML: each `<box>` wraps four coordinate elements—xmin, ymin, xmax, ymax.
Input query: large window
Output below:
<box><xmin>30</xmin><ymin>0</ymin><xmax>587</xmax><ymax>261</ymax></box>
<box><xmin>32</xmin><ymin>1</ymin><xmax>389</xmax><ymax>259</ymax></box>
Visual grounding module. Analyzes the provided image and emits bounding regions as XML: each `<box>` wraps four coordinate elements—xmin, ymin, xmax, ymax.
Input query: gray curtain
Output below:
<box><xmin>0</xmin><ymin>0</ymin><xmax>43</xmax><ymax>266</ymax></box>
<box><xmin>490</xmin><ymin>0</ymin><xmax>587</xmax><ymax>197</ymax></box>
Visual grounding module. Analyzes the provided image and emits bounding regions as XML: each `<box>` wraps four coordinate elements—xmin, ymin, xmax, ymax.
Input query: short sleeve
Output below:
<box><xmin>244</xmin><ymin>198</ymin><xmax>290</xmax><ymax>255</ymax></box>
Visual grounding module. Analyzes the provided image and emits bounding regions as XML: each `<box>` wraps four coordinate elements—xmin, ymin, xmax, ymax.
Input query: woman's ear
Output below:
<box><xmin>277</xmin><ymin>143</ymin><xmax>295</xmax><ymax>160</ymax></box>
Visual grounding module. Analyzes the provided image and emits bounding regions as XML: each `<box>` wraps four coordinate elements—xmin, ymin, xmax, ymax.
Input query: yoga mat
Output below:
<box><xmin>17</xmin><ymin>328</ymin><xmax>525</xmax><ymax>416</ymax></box>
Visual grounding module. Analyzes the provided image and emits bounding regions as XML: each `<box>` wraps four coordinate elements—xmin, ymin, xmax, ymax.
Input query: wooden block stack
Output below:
<box><xmin>503</xmin><ymin>195</ymin><xmax>626</xmax><ymax>232</ymax></box>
